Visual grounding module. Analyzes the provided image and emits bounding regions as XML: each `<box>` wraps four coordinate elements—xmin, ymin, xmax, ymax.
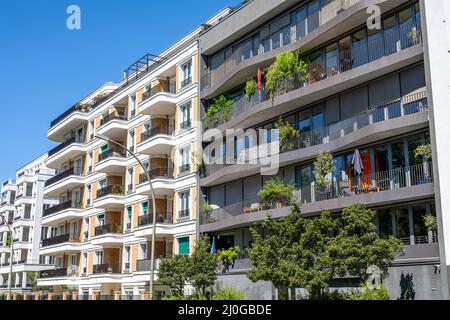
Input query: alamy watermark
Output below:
<box><xmin>66</xmin><ymin>5</ymin><xmax>81</xmax><ymax>30</ymax></box>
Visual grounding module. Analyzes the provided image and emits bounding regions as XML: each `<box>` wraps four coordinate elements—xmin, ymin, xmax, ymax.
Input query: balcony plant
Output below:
<box><xmin>407</xmin><ymin>29</ymin><xmax>421</xmax><ymax>44</ymax></box>
<box><xmin>203</xmin><ymin>95</ymin><xmax>234</xmax><ymax>129</ymax></box>
<box><xmin>313</xmin><ymin>152</ymin><xmax>336</xmax><ymax>197</ymax></box>
<box><xmin>74</xmin><ymin>102</ymin><xmax>92</xmax><ymax>112</ymax></box>
<box><xmin>245</xmin><ymin>78</ymin><xmax>257</xmax><ymax>101</ymax></box>
<box><xmin>423</xmin><ymin>214</ymin><xmax>437</xmax><ymax>242</ymax></box>
<box><xmin>265</xmin><ymin>51</ymin><xmax>309</xmax><ymax>98</ymax></box>
<box><xmin>275</xmin><ymin>117</ymin><xmax>300</xmax><ymax>152</ymax></box>
<box><xmin>218</xmin><ymin>246</ymin><xmax>241</xmax><ymax>273</ymax></box>
<box><xmin>414</xmin><ymin>143</ymin><xmax>432</xmax><ymax>161</ymax></box>
<box><xmin>258</xmin><ymin>178</ymin><xmax>295</xmax><ymax>209</ymax></box>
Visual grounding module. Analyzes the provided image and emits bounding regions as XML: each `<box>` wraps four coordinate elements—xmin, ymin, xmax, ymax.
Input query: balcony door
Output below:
<box><xmin>95</xmin><ymin>251</ymin><xmax>103</xmax><ymax>265</ymax></box>
<box><xmin>72</xmin><ymin>189</ymin><xmax>81</xmax><ymax>208</ymax></box>
<box><xmin>76</xmin><ymin>127</ymin><xmax>84</xmax><ymax>143</ymax></box>
<box><xmin>71</xmin><ymin>221</ymin><xmax>79</xmax><ymax>238</ymax></box>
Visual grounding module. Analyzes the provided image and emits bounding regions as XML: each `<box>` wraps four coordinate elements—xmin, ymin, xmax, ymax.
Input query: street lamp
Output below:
<box><xmin>1</xmin><ymin>215</ymin><xmax>14</xmax><ymax>300</ymax></box>
<box><xmin>95</xmin><ymin>134</ymin><xmax>158</xmax><ymax>300</ymax></box>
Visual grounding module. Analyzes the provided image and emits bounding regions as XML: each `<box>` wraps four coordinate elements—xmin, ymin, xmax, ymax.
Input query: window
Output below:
<box><xmin>100</xmin><ymin>144</ymin><xmax>109</xmax><ymax>154</ymax></box>
<box><xmin>86</xmin><ymin>185</ymin><xmax>92</xmax><ymax>206</ymax></box>
<box><xmin>179</xmin><ymin>102</ymin><xmax>191</xmax><ymax>129</ymax></box>
<box><xmin>139</xmin><ymin>243</ymin><xmax>147</xmax><ymax>259</ymax></box>
<box><xmin>295</xmin><ymin>6</ymin><xmax>307</xmax><ymax>40</ymax></box>
<box><xmin>99</xmin><ymin>179</ymin><xmax>107</xmax><ymax>190</ymax></box>
<box><xmin>95</xmin><ymin>251</ymin><xmax>103</xmax><ymax>265</ymax></box>
<box><xmin>179</xmin><ymin>146</ymin><xmax>191</xmax><ymax>174</ymax></box>
<box><xmin>180</xmin><ymin>61</ymin><xmax>192</xmax><ymax>88</ymax></box>
<box><xmin>126</xmin><ymin>206</ymin><xmax>133</xmax><ymax>229</ymax></box>
<box><xmin>178</xmin><ymin>191</ymin><xmax>190</xmax><ymax>219</ymax></box>
<box><xmin>82</xmin><ymin>253</ymin><xmax>88</xmax><ymax>273</ymax></box>
<box><xmin>127</xmin><ymin>168</ymin><xmax>134</xmax><ymax>192</ymax></box>
<box><xmin>128</xmin><ymin>130</ymin><xmax>135</xmax><ymax>152</ymax></box>
<box><xmin>178</xmin><ymin>237</ymin><xmax>190</xmax><ymax>255</ymax></box>
<box><xmin>88</xmin><ymin>152</ymin><xmax>93</xmax><ymax>173</ymax></box>
<box><xmin>83</xmin><ymin>218</ymin><xmax>89</xmax><ymax>239</ymax></box>
<box><xmin>142</xmin><ymin>201</ymin><xmax>149</xmax><ymax>216</ymax></box>
<box><xmin>89</xmin><ymin>120</ymin><xmax>95</xmax><ymax>141</ymax></box>
<box><xmin>97</xmin><ymin>214</ymin><xmax>105</xmax><ymax>226</ymax></box>
<box><xmin>130</xmin><ymin>95</ymin><xmax>137</xmax><ymax>117</ymax></box>
<box><xmin>124</xmin><ymin>246</ymin><xmax>131</xmax><ymax>270</ymax></box>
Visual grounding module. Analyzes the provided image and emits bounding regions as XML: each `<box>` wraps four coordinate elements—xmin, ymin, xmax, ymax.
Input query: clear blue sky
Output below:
<box><xmin>0</xmin><ymin>0</ymin><xmax>239</xmax><ymax>180</ymax></box>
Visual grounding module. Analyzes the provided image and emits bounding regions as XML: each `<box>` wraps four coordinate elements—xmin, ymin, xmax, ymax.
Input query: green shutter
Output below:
<box><xmin>127</xmin><ymin>206</ymin><xmax>133</xmax><ymax>216</ymax></box>
<box><xmin>142</xmin><ymin>202</ymin><xmax>148</xmax><ymax>213</ymax></box>
<box><xmin>178</xmin><ymin>237</ymin><xmax>190</xmax><ymax>255</ymax></box>
<box><xmin>101</xmin><ymin>144</ymin><xmax>109</xmax><ymax>153</ymax></box>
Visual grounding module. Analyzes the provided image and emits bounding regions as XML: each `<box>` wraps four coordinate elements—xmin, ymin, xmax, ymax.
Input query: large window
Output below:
<box><xmin>178</xmin><ymin>191</ymin><xmax>190</xmax><ymax>219</ymax></box>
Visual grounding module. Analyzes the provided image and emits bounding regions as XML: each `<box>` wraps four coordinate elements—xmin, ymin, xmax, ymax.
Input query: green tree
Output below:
<box><xmin>275</xmin><ymin>117</ymin><xmax>300</xmax><ymax>152</ymax></box>
<box><xmin>218</xmin><ymin>246</ymin><xmax>241</xmax><ymax>272</ymax></box>
<box><xmin>203</xmin><ymin>95</ymin><xmax>234</xmax><ymax>129</ymax></box>
<box><xmin>414</xmin><ymin>143</ymin><xmax>432</xmax><ymax>161</ymax></box>
<box><xmin>265</xmin><ymin>51</ymin><xmax>309</xmax><ymax>97</ymax></box>
<box><xmin>245</xmin><ymin>78</ymin><xmax>257</xmax><ymax>100</ymax></box>
<box><xmin>313</xmin><ymin>152</ymin><xmax>335</xmax><ymax>193</ymax></box>
<box><xmin>248</xmin><ymin>203</ymin><xmax>403</xmax><ymax>300</ymax></box>
<box><xmin>158</xmin><ymin>254</ymin><xmax>192</xmax><ymax>297</ymax></box>
<box><xmin>190</xmin><ymin>235</ymin><xmax>220</xmax><ymax>295</ymax></box>
<box><xmin>328</xmin><ymin>203</ymin><xmax>403</xmax><ymax>284</ymax></box>
<box><xmin>258</xmin><ymin>178</ymin><xmax>295</xmax><ymax>208</ymax></box>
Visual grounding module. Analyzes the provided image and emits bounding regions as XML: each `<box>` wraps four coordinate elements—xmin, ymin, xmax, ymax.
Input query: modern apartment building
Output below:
<box><xmin>36</xmin><ymin>9</ymin><xmax>231</xmax><ymax>298</ymax></box>
<box><xmin>198</xmin><ymin>0</ymin><xmax>448</xmax><ymax>300</ymax></box>
<box><xmin>0</xmin><ymin>154</ymin><xmax>58</xmax><ymax>294</ymax></box>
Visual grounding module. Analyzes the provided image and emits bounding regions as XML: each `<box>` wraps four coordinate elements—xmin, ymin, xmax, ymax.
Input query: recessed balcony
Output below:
<box><xmin>44</xmin><ymin>166</ymin><xmax>84</xmax><ymax>197</ymax></box>
<box><xmin>40</xmin><ymin>233</ymin><xmax>82</xmax><ymax>256</ymax></box>
<box><xmin>139</xmin><ymin>80</ymin><xmax>177</xmax><ymax>116</ymax></box>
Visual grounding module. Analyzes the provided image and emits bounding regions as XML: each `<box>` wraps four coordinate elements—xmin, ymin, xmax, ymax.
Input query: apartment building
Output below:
<box><xmin>0</xmin><ymin>154</ymin><xmax>58</xmax><ymax>294</ymax></box>
<box><xmin>198</xmin><ymin>0</ymin><xmax>447</xmax><ymax>300</ymax></box>
<box><xmin>36</xmin><ymin>9</ymin><xmax>231</xmax><ymax>298</ymax></box>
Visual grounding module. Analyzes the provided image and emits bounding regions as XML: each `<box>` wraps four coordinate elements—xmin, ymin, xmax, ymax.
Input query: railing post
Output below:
<box><xmin>62</xmin><ymin>292</ymin><xmax>69</xmax><ymax>300</ymax></box>
<box><xmin>72</xmin><ymin>292</ymin><xmax>78</xmax><ymax>300</ymax></box>
<box><xmin>311</xmin><ymin>182</ymin><xmax>316</xmax><ymax>203</ymax></box>
<box><xmin>115</xmin><ymin>291</ymin><xmax>121</xmax><ymax>300</ymax></box>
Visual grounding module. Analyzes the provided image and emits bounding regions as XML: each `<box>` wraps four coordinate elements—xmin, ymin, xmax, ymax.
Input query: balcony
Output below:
<box><xmin>202</xmin><ymin>91</ymin><xmax>428</xmax><ymax>185</ymax></box>
<box><xmin>94</xmin><ymin>224</ymin><xmax>121</xmax><ymax>237</ymax></box>
<box><xmin>41</xmin><ymin>233</ymin><xmax>80</xmax><ymax>248</ymax></box>
<box><xmin>204</xmin><ymin>19</ymin><xmax>423</xmax><ymax>130</ymax></box>
<box><xmin>140</xmin><ymin>80</ymin><xmax>177</xmax><ymax>116</ymax></box>
<box><xmin>136</xmin><ymin>259</ymin><xmax>161</xmax><ymax>272</ymax></box>
<box><xmin>179</xmin><ymin>164</ymin><xmax>191</xmax><ymax>176</ymax></box>
<box><xmin>96</xmin><ymin>150</ymin><xmax>128</xmax><ymax>175</ymax></box>
<box><xmin>44</xmin><ymin>167</ymin><xmax>84</xmax><ymax>197</ymax></box>
<box><xmin>97</xmin><ymin>113</ymin><xmax>128</xmax><ymax>139</ymax></box>
<box><xmin>93</xmin><ymin>185</ymin><xmax>126</xmax><ymax>210</ymax></box>
<box><xmin>138</xmin><ymin>214</ymin><xmax>172</xmax><ymax>227</ymax></box>
<box><xmin>137</xmin><ymin>122</ymin><xmax>176</xmax><ymax>156</ymax></box>
<box><xmin>93</xmin><ymin>263</ymin><xmax>120</xmax><ymax>275</ymax></box>
<box><xmin>200</xmin><ymin>162</ymin><xmax>434</xmax><ymax>231</ymax></box>
<box><xmin>39</xmin><ymin>267</ymin><xmax>68</xmax><ymax>279</ymax></box>
<box><xmin>180</xmin><ymin>76</ymin><xmax>192</xmax><ymax>89</ymax></box>
<box><xmin>42</xmin><ymin>200</ymin><xmax>84</xmax><ymax>226</ymax></box>
<box><xmin>46</xmin><ymin>137</ymin><xmax>87</xmax><ymax>169</ymax></box>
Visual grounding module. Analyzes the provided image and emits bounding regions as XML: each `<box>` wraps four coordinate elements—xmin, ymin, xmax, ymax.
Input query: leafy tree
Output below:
<box><xmin>265</xmin><ymin>51</ymin><xmax>309</xmax><ymax>97</ymax></box>
<box><xmin>258</xmin><ymin>178</ymin><xmax>295</xmax><ymax>208</ymax></box>
<box><xmin>248</xmin><ymin>203</ymin><xmax>403</xmax><ymax>300</ymax></box>
<box><xmin>190</xmin><ymin>235</ymin><xmax>220</xmax><ymax>295</ymax></box>
<box><xmin>203</xmin><ymin>95</ymin><xmax>234</xmax><ymax>129</ymax></box>
<box><xmin>313</xmin><ymin>152</ymin><xmax>336</xmax><ymax>193</ymax></box>
<box><xmin>275</xmin><ymin>117</ymin><xmax>300</xmax><ymax>152</ymax></box>
<box><xmin>349</xmin><ymin>284</ymin><xmax>390</xmax><ymax>300</ymax></box>
<box><xmin>245</xmin><ymin>78</ymin><xmax>257</xmax><ymax>100</ymax></box>
<box><xmin>414</xmin><ymin>143</ymin><xmax>432</xmax><ymax>161</ymax></box>
<box><xmin>158</xmin><ymin>254</ymin><xmax>192</xmax><ymax>296</ymax></box>
<box><xmin>218</xmin><ymin>246</ymin><xmax>241</xmax><ymax>272</ymax></box>
<box><xmin>328</xmin><ymin>203</ymin><xmax>403</xmax><ymax>284</ymax></box>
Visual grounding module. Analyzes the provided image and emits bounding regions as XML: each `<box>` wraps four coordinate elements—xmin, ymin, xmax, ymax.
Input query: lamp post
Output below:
<box><xmin>1</xmin><ymin>215</ymin><xmax>14</xmax><ymax>300</ymax></box>
<box><xmin>95</xmin><ymin>134</ymin><xmax>158</xmax><ymax>300</ymax></box>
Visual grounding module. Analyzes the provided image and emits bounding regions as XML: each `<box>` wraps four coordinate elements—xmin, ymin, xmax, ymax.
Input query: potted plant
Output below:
<box><xmin>258</xmin><ymin>178</ymin><xmax>295</xmax><ymax>209</ymax></box>
<box><xmin>218</xmin><ymin>246</ymin><xmax>241</xmax><ymax>273</ymax></box>
<box><xmin>203</xmin><ymin>95</ymin><xmax>234</xmax><ymax>129</ymax></box>
<box><xmin>423</xmin><ymin>214</ymin><xmax>437</xmax><ymax>243</ymax></box>
<box><xmin>245</xmin><ymin>78</ymin><xmax>257</xmax><ymax>101</ymax></box>
<box><xmin>313</xmin><ymin>152</ymin><xmax>336</xmax><ymax>199</ymax></box>
<box><xmin>275</xmin><ymin>117</ymin><xmax>300</xmax><ymax>152</ymax></box>
<box><xmin>265</xmin><ymin>51</ymin><xmax>309</xmax><ymax>98</ymax></box>
<box><xmin>415</xmin><ymin>143</ymin><xmax>432</xmax><ymax>182</ymax></box>
<box><xmin>407</xmin><ymin>29</ymin><xmax>421</xmax><ymax>44</ymax></box>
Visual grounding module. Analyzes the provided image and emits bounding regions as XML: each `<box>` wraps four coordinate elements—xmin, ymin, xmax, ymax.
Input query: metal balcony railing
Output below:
<box><xmin>45</xmin><ymin>166</ymin><xmax>83</xmax><ymax>188</ymax></box>
<box><xmin>100</xmin><ymin>113</ymin><xmax>127</xmax><ymax>127</ymax></box>
<box><xmin>138</xmin><ymin>214</ymin><xmax>171</xmax><ymax>227</ymax></box>
<box><xmin>94</xmin><ymin>224</ymin><xmax>121</xmax><ymax>236</ymax></box>
<box><xmin>201</xmin><ymin>162</ymin><xmax>433</xmax><ymax>225</ymax></box>
<box><xmin>180</xmin><ymin>76</ymin><xmax>192</xmax><ymax>89</ymax></box>
<box><xmin>39</xmin><ymin>267</ymin><xmax>68</xmax><ymax>278</ymax></box>
<box><xmin>139</xmin><ymin>167</ymin><xmax>174</xmax><ymax>183</ymax></box>
<box><xmin>43</xmin><ymin>200</ymin><xmax>81</xmax><ymax>217</ymax></box>
<box><xmin>141</xmin><ymin>80</ymin><xmax>176</xmax><ymax>102</ymax></box>
<box><xmin>98</xmin><ymin>149</ymin><xmax>126</xmax><ymax>162</ymax></box>
<box><xmin>140</xmin><ymin>122</ymin><xmax>175</xmax><ymax>142</ymax></box>
<box><xmin>96</xmin><ymin>185</ymin><xmax>125</xmax><ymax>199</ymax></box>
<box><xmin>93</xmin><ymin>263</ymin><xmax>119</xmax><ymax>274</ymax></box>
<box><xmin>48</xmin><ymin>136</ymin><xmax>83</xmax><ymax>157</ymax></box>
<box><xmin>41</xmin><ymin>232</ymin><xmax>80</xmax><ymax>247</ymax></box>
<box><xmin>136</xmin><ymin>258</ymin><xmax>161</xmax><ymax>272</ymax></box>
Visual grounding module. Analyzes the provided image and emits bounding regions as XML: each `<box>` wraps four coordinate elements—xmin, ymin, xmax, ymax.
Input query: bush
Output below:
<box><xmin>245</xmin><ymin>78</ymin><xmax>257</xmax><ymax>100</ymax></box>
<box><xmin>203</xmin><ymin>95</ymin><xmax>234</xmax><ymax>129</ymax></box>
<box><xmin>212</xmin><ymin>287</ymin><xmax>249</xmax><ymax>300</ymax></box>
<box><xmin>275</xmin><ymin>117</ymin><xmax>300</xmax><ymax>152</ymax></box>
<box><xmin>218</xmin><ymin>246</ymin><xmax>241</xmax><ymax>272</ymax></box>
<box><xmin>349</xmin><ymin>285</ymin><xmax>390</xmax><ymax>300</ymax></box>
<box><xmin>258</xmin><ymin>178</ymin><xmax>295</xmax><ymax>208</ymax></box>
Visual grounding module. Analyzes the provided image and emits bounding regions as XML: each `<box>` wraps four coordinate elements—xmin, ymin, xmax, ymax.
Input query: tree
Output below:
<box><xmin>328</xmin><ymin>203</ymin><xmax>403</xmax><ymax>284</ymax></box>
<box><xmin>258</xmin><ymin>178</ymin><xmax>295</xmax><ymax>208</ymax></box>
<box><xmin>248</xmin><ymin>203</ymin><xmax>403</xmax><ymax>300</ymax></box>
<box><xmin>414</xmin><ymin>143</ymin><xmax>432</xmax><ymax>161</ymax></box>
<box><xmin>313</xmin><ymin>152</ymin><xmax>336</xmax><ymax>193</ymax></box>
<box><xmin>218</xmin><ymin>246</ymin><xmax>241</xmax><ymax>273</ymax></box>
<box><xmin>190</xmin><ymin>235</ymin><xmax>220</xmax><ymax>295</ymax></box>
<box><xmin>275</xmin><ymin>117</ymin><xmax>300</xmax><ymax>152</ymax></box>
<box><xmin>158</xmin><ymin>254</ymin><xmax>192</xmax><ymax>297</ymax></box>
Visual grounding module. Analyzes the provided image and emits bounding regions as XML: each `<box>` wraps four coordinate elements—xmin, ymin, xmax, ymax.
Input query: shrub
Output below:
<box><xmin>203</xmin><ymin>95</ymin><xmax>234</xmax><ymax>128</ymax></box>
<box><xmin>414</xmin><ymin>143</ymin><xmax>432</xmax><ymax>161</ymax></box>
<box><xmin>212</xmin><ymin>287</ymin><xmax>249</xmax><ymax>300</ymax></box>
<box><xmin>258</xmin><ymin>178</ymin><xmax>295</xmax><ymax>208</ymax></box>
<box><xmin>265</xmin><ymin>51</ymin><xmax>309</xmax><ymax>97</ymax></box>
<box><xmin>218</xmin><ymin>246</ymin><xmax>241</xmax><ymax>272</ymax></box>
<box><xmin>349</xmin><ymin>285</ymin><xmax>390</xmax><ymax>300</ymax></box>
<box><xmin>275</xmin><ymin>117</ymin><xmax>300</xmax><ymax>152</ymax></box>
<box><xmin>313</xmin><ymin>152</ymin><xmax>335</xmax><ymax>193</ymax></box>
<box><xmin>245</xmin><ymin>78</ymin><xmax>257</xmax><ymax>100</ymax></box>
